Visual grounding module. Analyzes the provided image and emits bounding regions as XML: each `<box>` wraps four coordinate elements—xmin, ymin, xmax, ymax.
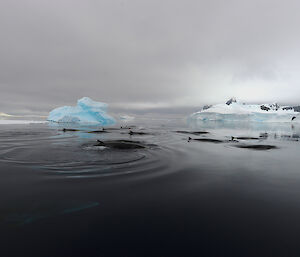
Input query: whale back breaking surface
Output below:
<box><xmin>95</xmin><ymin>140</ymin><xmax>146</xmax><ymax>149</ymax></box>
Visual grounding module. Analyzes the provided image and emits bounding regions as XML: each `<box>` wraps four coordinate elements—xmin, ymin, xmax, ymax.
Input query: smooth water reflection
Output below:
<box><xmin>1</xmin><ymin>120</ymin><xmax>300</xmax><ymax>256</ymax></box>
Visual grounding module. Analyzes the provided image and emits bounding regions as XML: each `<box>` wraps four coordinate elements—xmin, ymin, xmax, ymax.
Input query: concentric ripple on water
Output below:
<box><xmin>0</xmin><ymin>124</ymin><xmax>175</xmax><ymax>178</ymax></box>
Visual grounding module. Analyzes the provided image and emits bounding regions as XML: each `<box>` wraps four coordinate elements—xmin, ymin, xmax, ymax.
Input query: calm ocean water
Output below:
<box><xmin>1</xmin><ymin>118</ymin><xmax>300</xmax><ymax>256</ymax></box>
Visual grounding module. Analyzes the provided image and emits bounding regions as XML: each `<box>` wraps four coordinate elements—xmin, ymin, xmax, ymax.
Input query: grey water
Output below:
<box><xmin>1</xmin><ymin>118</ymin><xmax>300</xmax><ymax>256</ymax></box>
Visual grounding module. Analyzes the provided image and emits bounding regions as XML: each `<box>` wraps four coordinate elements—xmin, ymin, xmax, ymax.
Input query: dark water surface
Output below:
<box><xmin>1</xmin><ymin>119</ymin><xmax>300</xmax><ymax>256</ymax></box>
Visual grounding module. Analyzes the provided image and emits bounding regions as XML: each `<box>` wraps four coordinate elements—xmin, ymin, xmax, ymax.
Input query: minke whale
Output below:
<box><xmin>95</xmin><ymin>139</ymin><xmax>146</xmax><ymax>149</ymax></box>
<box><xmin>188</xmin><ymin>137</ymin><xmax>224</xmax><ymax>143</ymax></box>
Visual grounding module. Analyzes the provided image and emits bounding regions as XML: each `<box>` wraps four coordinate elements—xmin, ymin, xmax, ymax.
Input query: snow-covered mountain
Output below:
<box><xmin>190</xmin><ymin>98</ymin><xmax>300</xmax><ymax>122</ymax></box>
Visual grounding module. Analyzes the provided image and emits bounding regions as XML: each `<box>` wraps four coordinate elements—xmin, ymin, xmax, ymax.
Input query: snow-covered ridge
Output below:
<box><xmin>0</xmin><ymin>112</ymin><xmax>12</xmax><ymax>117</ymax></box>
<box><xmin>48</xmin><ymin>97</ymin><xmax>115</xmax><ymax>125</ymax></box>
<box><xmin>190</xmin><ymin>98</ymin><xmax>300</xmax><ymax>122</ymax></box>
<box><xmin>0</xmin><ymin>120</ymin><xmax>46</xmax><ymax>125</ymax></box>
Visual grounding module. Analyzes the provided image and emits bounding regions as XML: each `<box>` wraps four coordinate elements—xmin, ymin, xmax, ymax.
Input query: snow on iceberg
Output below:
<box><xmin>189</xmin><ymin>98</ymin><xmax>300</xmax><ymax>123</ymax></box>
<box><xmin>48</xmin><ymin>97</ymin><xmax>115</xmax><ymax>125</ymax></box>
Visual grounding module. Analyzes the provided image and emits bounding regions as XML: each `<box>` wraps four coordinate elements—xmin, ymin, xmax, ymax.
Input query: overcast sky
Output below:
<box><xmin>1</xmin><ymin>0</ymin><xmax>300</xmax><ymax>115</ymax></box>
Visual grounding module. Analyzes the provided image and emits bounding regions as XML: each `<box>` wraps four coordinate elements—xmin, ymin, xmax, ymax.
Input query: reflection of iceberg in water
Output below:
<box><xmin>189</xmin><ymin>98</ymin><xmax>300</xmax><ymax>123</ymax></box>
<box><xmin>48</xmin><ymin>97</ymin><xmax>115</xmax><ymax>125</ymax></box>
<box><xmin>5</xmin><ymin>201</ymin><xmax>99</xmax><ymax>225</ymax></box>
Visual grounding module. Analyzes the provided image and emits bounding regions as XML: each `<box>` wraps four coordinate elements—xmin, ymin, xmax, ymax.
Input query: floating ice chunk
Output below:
<box><xmin>48</xmin><ymin>97</ymin><xmax>115</xmax><ymax>125</ymax></box>
<box><xmin>119</xmin><ymin>115</ymin><xmax>135</xmax><ymax>122</ymax></box>
<box><xmin>189</xmin><ymin>99</ymin><xmax>300</xmax><ymax>123</ymax></box>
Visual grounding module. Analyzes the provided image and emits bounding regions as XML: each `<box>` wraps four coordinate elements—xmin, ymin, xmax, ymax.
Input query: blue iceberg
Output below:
<box><xmin>47</xmin><ymin>97</ymin><xmax>115</xmax><ymax>125</ymax></box>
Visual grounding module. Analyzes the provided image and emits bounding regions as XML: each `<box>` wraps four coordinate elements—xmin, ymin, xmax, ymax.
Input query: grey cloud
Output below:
<box><xmin>1</xmin><ymin>0</ymin><xmax>300</xmax><ymax>115</ymax></box>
